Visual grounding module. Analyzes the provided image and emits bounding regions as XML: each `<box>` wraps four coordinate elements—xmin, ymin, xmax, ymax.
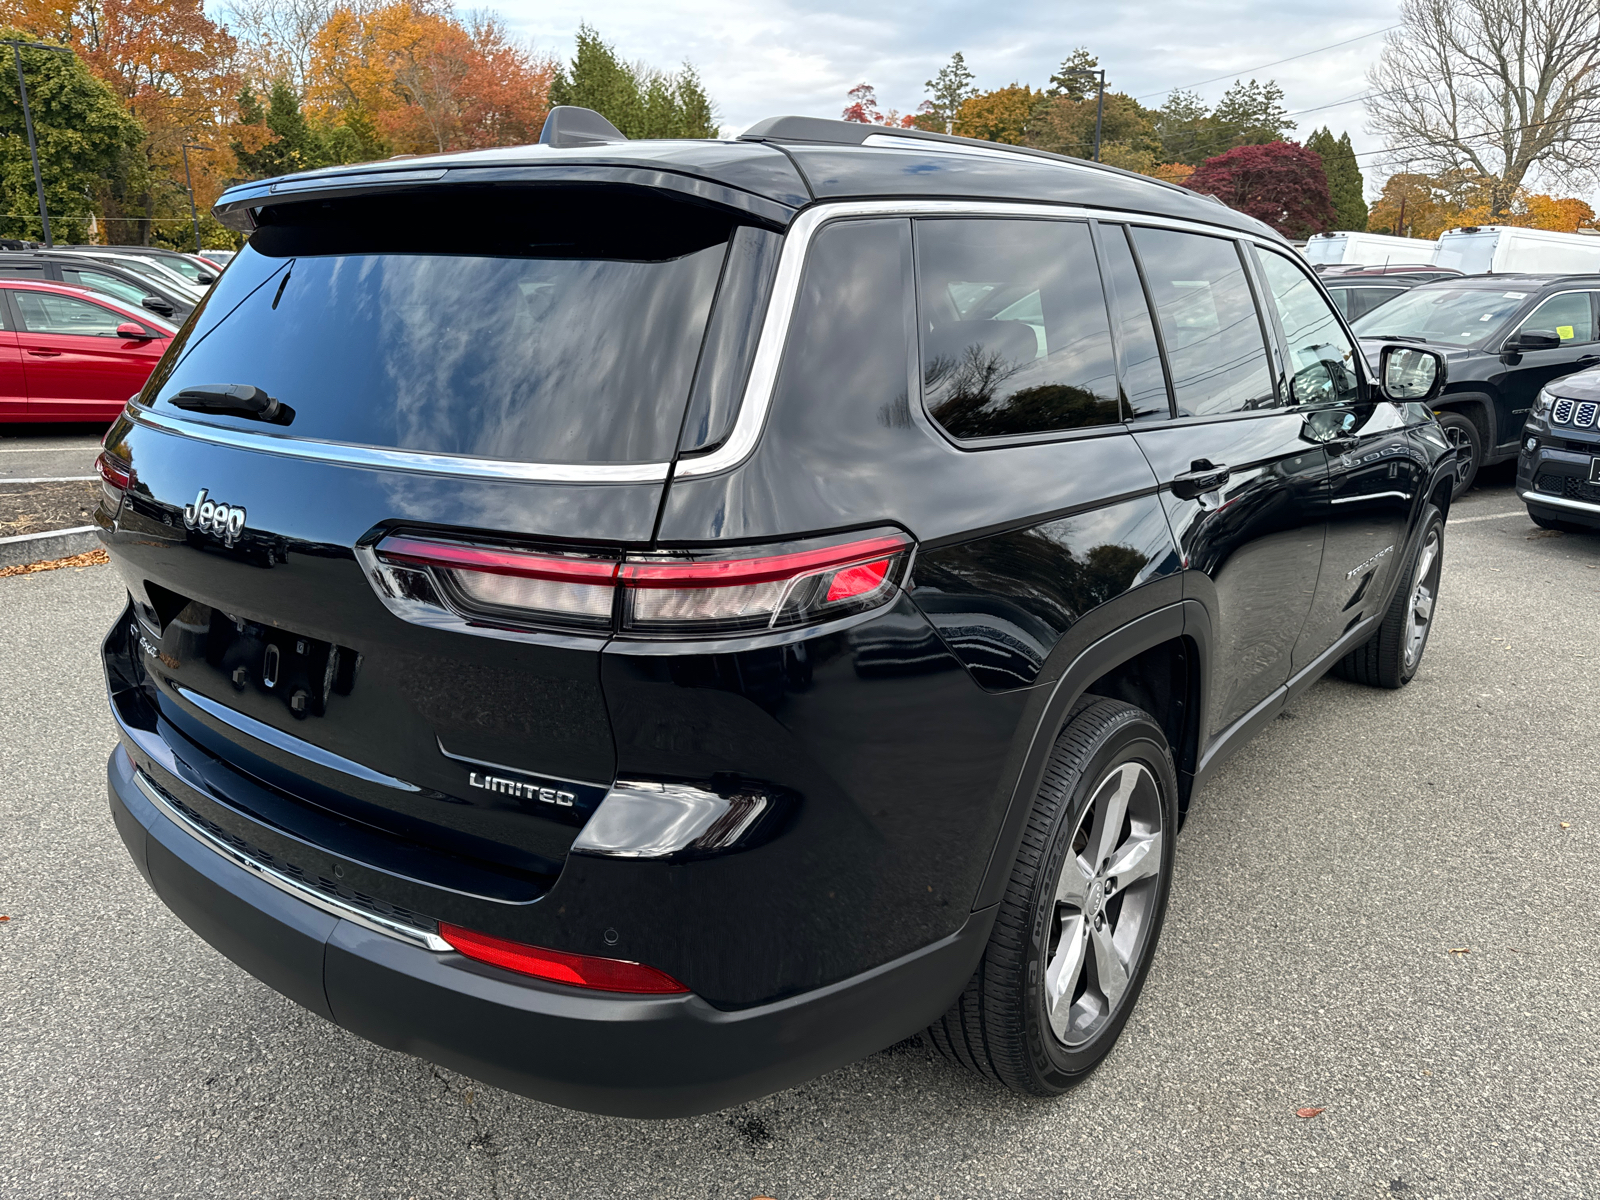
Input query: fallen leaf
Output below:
<box><xmin>1448</xmin><ymin>947</ymin><xmax>1472</xmax><ymax>955</ymax></box>
<box><xmin>1560</xmin><ymin>822</ymin><xmax>1571</xmax><ymax>830</ymax></box>
<box><xmin>1295</xmin><ymin>1107</ymin><xmax>1325</xmax><ymax>1119</ymax></box>
<box><xmin>0</xmin><ymin>915</ymin><xmax>9</xmax><ymax>921</ymax></box>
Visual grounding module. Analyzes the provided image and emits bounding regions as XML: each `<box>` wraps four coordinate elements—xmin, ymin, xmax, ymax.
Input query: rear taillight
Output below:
<box><xmin>369</xmin><ymin>529</ymin><xmax>912</xmax><ymax>638</ymax></box>
<box><xmin>96</xmin><ymin>451</ymin><xmax>133</xmax><ymax>494</ymax></box>
<box><xmin>437</xmin><ymin>923</ymin><xmax>689</xmax><ymax>994</ymax></box>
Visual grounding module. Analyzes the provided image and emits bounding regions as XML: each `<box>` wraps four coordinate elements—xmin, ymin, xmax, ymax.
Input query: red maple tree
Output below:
<box><xmin>842</xmin><ymin>83</ymin><xmax>914</xmax><ymax>128</ymax></box>
<box><xmin>1185</xmin><ymin>142</ymin><xmax>1336</xmax><ymax>238</ymax></box>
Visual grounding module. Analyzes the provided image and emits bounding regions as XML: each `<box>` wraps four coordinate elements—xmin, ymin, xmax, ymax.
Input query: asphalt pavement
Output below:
<box><xmin>2</xmin><ymin>469</ymin><xmax>1596</xmax><ymax>1200</ymax></box>
<box><xmin>0</xmin><ymin>425</ymin><xmax>104</xmax><ymax>482</ymax></box>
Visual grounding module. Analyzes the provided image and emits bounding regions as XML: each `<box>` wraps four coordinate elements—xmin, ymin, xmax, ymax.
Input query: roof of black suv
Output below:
<box><xmin>1421</xmin><ymin>272</ymin><xmax>1600</xmax><ymax>289</ymax></box>
<box><xmin>213</xmin><ymin>113</ymin><xmax>1281</xmax><ymax>242</ymax></box>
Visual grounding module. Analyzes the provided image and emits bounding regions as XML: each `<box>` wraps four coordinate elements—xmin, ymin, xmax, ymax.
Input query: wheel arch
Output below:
<box><xmin>1434</xmin><ymin>392</ymin><xmax>1497</xmax><ymax>451</ymax></box>
<box><xmin>970</xmin><ymin>601</ymin><xmax>1209</xmax><ymax>912</ymax></box>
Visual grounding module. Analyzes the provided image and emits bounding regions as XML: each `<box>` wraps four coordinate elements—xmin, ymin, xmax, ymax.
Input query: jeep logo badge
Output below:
<box><xmin>182</xmin><ymin>488</ymin><xmax>247</xmax><ymax>547</ymax></box>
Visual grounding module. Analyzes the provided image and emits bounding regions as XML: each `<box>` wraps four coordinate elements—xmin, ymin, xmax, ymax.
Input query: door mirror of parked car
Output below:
<box><xmin>1378</xmin><ymin>344</ymin><xmax>1445</xmax><ymax>402</ymax></box>
<box><xmin>140</xmin><ymin>297</ymin><xmax>174</xmax><ymax>318</ymax></box>
<box><xmin>196</xmin><ymin>272</ymin><xmax>215</xmax><ymax>285</ymax></box>
<box><xmin>1505</xmin><ymin>329</ymin><xmax>1563</xmax><ymax>353</ymax></box>
<box><xmin>116</xmin><ymin>322</ymin><xmax>153</xmax><ymax>340</ymax></box>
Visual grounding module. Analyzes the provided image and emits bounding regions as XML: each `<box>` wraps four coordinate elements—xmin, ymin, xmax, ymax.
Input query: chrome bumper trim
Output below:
<box><xmin>1518</xmin><ymin>488</ymin><xmax>1600</xmax><ymax>515</ymax></box>
<box><xmin>131</xmin><ymin>769</ymin><xmax>451</xmax><ymax>952</ymax></box>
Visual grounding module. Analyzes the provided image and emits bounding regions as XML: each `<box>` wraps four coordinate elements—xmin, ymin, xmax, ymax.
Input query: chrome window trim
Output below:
<box><xmin>133</xmin><ymin>198</ymin><xmax>1282</xmax><ymax>484</ymax></box>
<box><xmin>677</xmin><ymin>199</ymin><xmax>1289</xmax><ymax>479</ymax></box>
<box><xmin>131</xmin><ymin>769</ymin><xmax>451</xmax><ymax>952</ymax></box>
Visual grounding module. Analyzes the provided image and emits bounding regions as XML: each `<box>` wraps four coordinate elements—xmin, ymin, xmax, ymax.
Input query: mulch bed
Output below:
<box><xmin>0</xmin><ymin>479</ymin><xmax>101</xmax><ymax>538</ymax></box>
<box><xmin>0</xmin><ymin>547</ymin><xmax>109</xmax><ymax>578</ymax></box>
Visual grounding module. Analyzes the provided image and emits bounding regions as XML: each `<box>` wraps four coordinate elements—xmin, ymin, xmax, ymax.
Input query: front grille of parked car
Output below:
<box><xmin>1552</xmin><ymin>400</ymin><xmax>1598</xmax><ymax>428</ymax></box>
<box><xmin>159</xmin><ymin>787</ymin><xmax>437</xmax><ymax>930</ymax></box>
<box><xmin>1538</xmin><ymin>473</ymin><xmax>1600</xmax><ymax>504</ymax></box>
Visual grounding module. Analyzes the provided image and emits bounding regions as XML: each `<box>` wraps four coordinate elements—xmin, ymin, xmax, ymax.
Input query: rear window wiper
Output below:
<box><xmin>169</xmin><ymin>384</ymin><xmax>294</xmax><ymax>425</ymax></box>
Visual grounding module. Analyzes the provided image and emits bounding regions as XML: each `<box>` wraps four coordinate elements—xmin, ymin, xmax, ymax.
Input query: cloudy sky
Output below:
<box><xmin>498</xmin><ymin>0</ymin><xmax>1404</xmax><ymax>195</ymax></box>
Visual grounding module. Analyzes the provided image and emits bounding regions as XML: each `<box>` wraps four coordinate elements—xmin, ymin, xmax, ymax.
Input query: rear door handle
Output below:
<box><xmin>26</xmin><ymin>350</ymin><xmax>60</xmax><ymax>357</ymax></box>
<box><xmin>1170</xmin><ymin>461</ymin><xmax>1230</xmax><ymax>500</ymax></box>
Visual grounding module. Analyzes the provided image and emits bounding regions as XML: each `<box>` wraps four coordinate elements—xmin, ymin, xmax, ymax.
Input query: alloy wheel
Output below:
<box><xmin>1404</xmin><ymin>528</ymin><xmax>1442</xmax><ymax>669</ymax></box>
<box><xmin>1442</xmin><ymin>424</ymin><xmax>1473</xmax><ymax>488</ymax></box>
<box><xmin>1043</xmin><ymin>761</ymin><xmax>1165</xmax><ymax>1047</ymax></box>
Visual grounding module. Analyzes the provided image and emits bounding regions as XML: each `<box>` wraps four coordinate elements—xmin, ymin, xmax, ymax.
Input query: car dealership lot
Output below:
<box><xmin>2</xmin><ymin>473</ymin><xmax>1596</xmax><ymax>1200</ymax></box>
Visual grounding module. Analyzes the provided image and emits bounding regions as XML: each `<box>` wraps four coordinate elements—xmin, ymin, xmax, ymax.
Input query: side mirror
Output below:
<box><xmin>196</xmin><ymin>273</ymin><xmax>215</xmax><ymax>285</ymax></box>
<box><xmin>140</xmin><ymin>297</ymin><xmax>173</xmax><ymax>317</ymax></box>
<box><xmin>116</xmin><ymin>322</ymin><xmax>153</xmax><ymax>340</ymax></box>
<box><xmin>1506</xmin><ymin>329</ymin><xmax>1562</xmax><ymax>352</ymax></box>
<box><xmin>1379</xmin><ymin>344</ymin><xmax>1446</xmax><ymax>402</ymax></box>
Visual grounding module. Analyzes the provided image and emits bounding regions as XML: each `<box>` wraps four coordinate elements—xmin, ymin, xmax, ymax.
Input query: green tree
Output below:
<box><xmin>548</xmin><ymin>24</ymin><xmax>716</xmax><ymax>139</ymax></box>
<box><xmin>0</xmin><ymin>30</ymin><xmax>145</xmax><ymax>243</ymax></box>
<box><xmin>231</xmin><ymin>80</ymin><xmax>321</xmax><ymax>178</ymax></box>
<box><xmin>1305</xmin><ymin>127</ymin><xmax>1368</xmax><ymax>231</ymax></box>
<box><xmin>1211</xmin><ymin>78</ymin><xmax>1294</xmax><ymax>147</ymax></box>
<box><xmin>1048</xmin><ymin>48</ymin><xmax>1101</xmax><ymax>102</ymax></box>
<box><xmin>917</xmin><ymin>51</ymin><xmax>977</xmax><ymax>133</ymax></box>
<box><xmin>1154</xmin><ymin>88</ymin><xmax>1213</xmax><ymax>165</ymax></box>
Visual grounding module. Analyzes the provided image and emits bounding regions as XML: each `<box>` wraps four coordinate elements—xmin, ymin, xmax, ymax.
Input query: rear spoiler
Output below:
<box><xmin>212</xmin><ymin>162</ymin><xmax>798</xmax><ymax>233</ymax></box>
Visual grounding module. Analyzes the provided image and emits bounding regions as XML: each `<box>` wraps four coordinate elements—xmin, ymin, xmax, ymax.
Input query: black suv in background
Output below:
<box><xmin>0</xmin><ymin>250</ymin><xmax>197</xmax><ymax>322</ymax></box>
<box><xmin>1521</xmin><ymin>363</ymin><xmax>1600</xmax><ymax>530</ymax></box>
<box><xmin>98</xmin><ymin>108</ymin><xmax>1457</xmax><ymax>1117</ymax></box>
<box><xmin>1350</xmin><ymin>273</ymin><xmax>1600</xmax><ymax>495</ymax></box>
<box><xmin>1320</xmin><ymin>265</ymin><xmax>1462</xmax><ymax>322</ymax></box>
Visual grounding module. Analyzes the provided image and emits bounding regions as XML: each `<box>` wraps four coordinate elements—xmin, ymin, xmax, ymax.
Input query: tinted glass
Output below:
<box><xmin>1349</xmin><ymin>285</ymin><xmax>1533</xmax><ymax>347</ymax></box>
<box><xmin>1349</xmin><ymin>287</ymin><xmax>1405</xmax><ymax>320</ymax></box>
<box><xmin>147</xmin><ymin>188</ymin><xmax>733</xmax><ymax>465</ymax></box>
<box><xmin>62</xmin><ymin>267</ymin><xmax>150</xmax><ymax>308</ymax></box>
<box><xmin>1098</xmin><ymin>225</ymin><xmax>1170</xmax><ymax>420</ymax></box>
<box><xmin>1255</xmin><ymin>249</ymin><xmax>1360</xmax><ymax>406</ymax></box>
<box><xmin>1131</xmin><ymin>228</ymin><xmax>1275</xmax><ymax>416</ymax></box>
<box><xmin>14</xmin><ymin>291</ymin><xmax>126</xmax><ymax>336</ymax></box>
<box><xmin>917</xmin><ymin>218</ymin><xmax>1119</xmax><ymax>439</ymax></box>
<box><xmin>1516</xmin><ymin>291</ymin><xmax>1595</xmax><ymax>344</ymax></box>
<box><xmin>0</xmin><ymin>262</ymin><xmax>47</xmax><ymax>278</ymax></box>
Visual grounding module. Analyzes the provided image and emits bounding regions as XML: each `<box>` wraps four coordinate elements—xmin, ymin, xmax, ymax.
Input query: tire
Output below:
<box><xmin>927</xmin><ymin>697</ymin><xmax>1177</xmax><ymax>1095</ymax></box>
<box><xmin>1332</xmin><ymin>506</ymin><xmax>1444</xmax><ymax>689</ymax></box>
<box><xmin>1435</xmin><ymin>411</ymin><xmax>1481</xmax><ymax>500</ymax></box>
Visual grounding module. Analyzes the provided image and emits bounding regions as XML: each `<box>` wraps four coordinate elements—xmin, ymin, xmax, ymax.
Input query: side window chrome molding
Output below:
<box><xmin>130</xmin><ymin>198</ymin><xmax>1288</xmax><ymax>485</ymax></box>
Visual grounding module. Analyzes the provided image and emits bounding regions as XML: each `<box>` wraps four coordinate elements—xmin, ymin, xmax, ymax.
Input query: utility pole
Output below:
<box><xmin>3</xmin><ymin>39</ymin><xmax>73</xmax><ymax>248</ymax></box>
<box><xmin>1059</xmin><ymin>68</ymin><xmax>1107</xmax><ymax>162</ymax></box>
<box><xmin>180</xmin><ymin>143</ymin><xmax>205</xmax><ymax>254</ymax></box>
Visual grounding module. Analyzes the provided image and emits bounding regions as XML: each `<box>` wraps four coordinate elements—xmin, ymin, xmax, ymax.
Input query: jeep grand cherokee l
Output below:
<box><xmin>97</xmin><ymin>107</ymin><xmax>1458</xmax><ymax>1117</ymax></box>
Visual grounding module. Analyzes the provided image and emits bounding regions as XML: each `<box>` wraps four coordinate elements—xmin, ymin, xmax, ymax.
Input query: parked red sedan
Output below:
<box><xmin>0</xmin><ymin>279</ymin><xmax>176</xmax><ymax>424</ymax></box>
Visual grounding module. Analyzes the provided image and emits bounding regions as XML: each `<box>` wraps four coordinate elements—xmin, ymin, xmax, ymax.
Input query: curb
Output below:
<box><xmin>0</xmin><ymin>526</ymin><xmax>100</xmax><ymax>569</ymax></box>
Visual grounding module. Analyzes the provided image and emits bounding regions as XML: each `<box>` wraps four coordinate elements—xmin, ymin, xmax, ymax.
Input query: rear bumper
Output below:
<box><xmin>108</xmin><ymin>744</ymin><xmax>993</xmax><ymax>1117</ymax></box>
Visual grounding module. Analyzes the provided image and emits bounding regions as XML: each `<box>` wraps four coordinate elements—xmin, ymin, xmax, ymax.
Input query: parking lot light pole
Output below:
<box><xmin>1057</xmin><ymin>67</ymin><xmax>1106</xmax><ymax>162</ymax></box>
<box><xmin>180</xmin><ymin>143</ymin><xmax>205</xmax><ymax>253</ymax></box>
<box><xmin>3</xmin><ymin>39</ymin><xmax>73</xmax><ymax>248</ymax></box>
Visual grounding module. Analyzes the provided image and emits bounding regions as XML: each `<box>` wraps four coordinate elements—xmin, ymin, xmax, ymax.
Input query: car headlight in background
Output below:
<box><xmin>1530</xmin><ymin>388</ymin><xmax>1554</xmax><ymax>418</ymax></box>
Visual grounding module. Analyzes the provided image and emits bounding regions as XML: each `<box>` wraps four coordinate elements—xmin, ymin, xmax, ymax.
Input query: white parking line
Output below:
<box><xmin>1450</xmin><ymin>510</ymin><xmax>1527</xmax><ymax>525</ymax></box>
<box><xmin>0</xmin><ymin>475</ymin><xmax>98</xmax><ymax>484</ymax></box>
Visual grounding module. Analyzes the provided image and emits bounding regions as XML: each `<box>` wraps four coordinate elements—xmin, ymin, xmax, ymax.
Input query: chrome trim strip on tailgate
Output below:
<box><xmin>126</xmin><ymin>408</ymin><xmax>672</xmax><ymax>484</ymax></box>
<box><xmin>132</xmin><ymin>769</ymin><xmax>451</xmax><ymax>952</ymax></box>
<box><xmin>175</xmin><ymin>684</ymin><xmax>421</xmax><ymax>793</ymax></box>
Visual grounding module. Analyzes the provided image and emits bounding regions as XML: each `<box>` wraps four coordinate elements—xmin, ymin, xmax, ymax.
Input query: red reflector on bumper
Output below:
<box><xmin>437</xmin><ymin>923</ymin><xmax>690</xmax><ymax>994</ymax></box>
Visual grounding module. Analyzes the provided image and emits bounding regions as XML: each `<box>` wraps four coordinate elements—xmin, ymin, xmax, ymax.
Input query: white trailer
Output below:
<box><xmin>1303</xmin><ymin>231</ymin><xmax>1439</xmax><ymax>267</ymax></box>
<box><xmin>1432</xmin><ymin>225</ymin><xmax>1600</xmax><ymax>275</ymax></box>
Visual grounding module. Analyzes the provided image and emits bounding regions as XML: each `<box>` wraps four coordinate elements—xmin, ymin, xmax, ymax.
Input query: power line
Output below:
<box><xmin>1131</xmin><ymin>25</ymin><xmax>1399</xmax><ymax>100</ymax></box>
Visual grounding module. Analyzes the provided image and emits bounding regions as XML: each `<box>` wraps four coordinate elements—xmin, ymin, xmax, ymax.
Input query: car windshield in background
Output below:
<box><xmin>1350</xmin><ymin>286</ymin><xmax>1532</xmax><ymax>347</ymax></box>
<box><xmin>146</xmin><ymin>189</ymin><xmax>735</xmax><ymax>465</ymax></box>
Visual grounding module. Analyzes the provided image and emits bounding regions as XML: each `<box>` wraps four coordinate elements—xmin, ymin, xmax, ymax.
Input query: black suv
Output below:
<box><xmin>1521</xmin><ymin>363</ymin><xmax>1600</xmax><ymax>529</ymax></box>
<box><xmin>97</xmin><ymin>108</ymin><xmax>1457</xmax><ymax>1117</ymax></box>
<box><xmin>1319</xmin><ymin>265</ymin><xmax>1462</xmax><ymax>322</ymax></box>
<box><xmin>1350</xmin><ymin>273</ymin><xmax>1600</xmax><ymax>495</ymax></box>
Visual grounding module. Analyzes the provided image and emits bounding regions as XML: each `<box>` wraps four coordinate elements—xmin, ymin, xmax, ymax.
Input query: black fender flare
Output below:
<box><xmin>1433</xmin><ymin>391</ymin><xmax>1499</xmax><ymax>450</ymax></box>
<box><xmin>970</xmin><ymin>598</ymin><xmax>1211</xmax><ymax>912</ymax></box>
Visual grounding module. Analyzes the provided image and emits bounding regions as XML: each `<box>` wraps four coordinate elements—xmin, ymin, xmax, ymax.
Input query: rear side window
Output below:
<box><xmin>1097</xmin><ymin>225</ymin><xmax>1171</xmax><ymax>420</ymax></box>
<box><xmin>1254</xmin><ymin>249</ymin><xmax>1360</xmax><ymax>407</ymax></box>
<box><xmin>1131</xmin><ymin>228</ymin><xmax>1276</xmax><ymax>416</ymax></box>
<box><xmin>1516</xmin><ymin>291</ymin><xmax>1596</xmax><ymax>344</ymax></box>
<box><xmin>62</xmin><ymin>267</ymin><xmax>150</xmax><ymax>308</ymax></box>
<box><xmin>14</xmin><ymin>291</ymin><xmax>126</xmax><ymax>336</ymax></box>
<box><xmin>145</xmin><ymin>188</ymin><xmax>736</xmax><ymax>465</ymax></box>
<box><xmin>916</xmin><ymin>218</ymin><xmax>1120</xmax><ymax>440</ymax></box>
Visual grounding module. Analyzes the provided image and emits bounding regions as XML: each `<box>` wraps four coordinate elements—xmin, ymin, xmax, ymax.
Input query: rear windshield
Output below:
<box><xmin>1350</xmin><ymin>285</ymin><xmax>1531</xmax><ymax>348</ymax></box>
<box><xmin>142</xmin><ymin>188</ymin><xmax>735</xmax><ymax>465</ymax></box>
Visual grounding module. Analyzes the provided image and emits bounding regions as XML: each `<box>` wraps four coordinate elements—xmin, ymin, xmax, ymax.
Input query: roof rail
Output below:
<box><xmin>540</xmin><ymin>106</ymin><xmax>628</xmax><ymax>149</ymax></box>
